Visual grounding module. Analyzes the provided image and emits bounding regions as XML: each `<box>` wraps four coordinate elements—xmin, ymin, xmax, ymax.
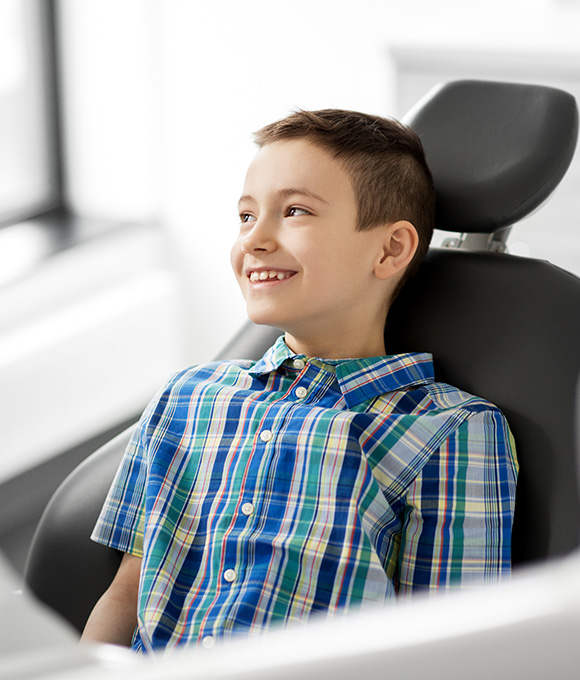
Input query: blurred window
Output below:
<box><xmin>0</xmin><ymin>0</ymin><xmax>61</xmax><ymax>227</ymax></box>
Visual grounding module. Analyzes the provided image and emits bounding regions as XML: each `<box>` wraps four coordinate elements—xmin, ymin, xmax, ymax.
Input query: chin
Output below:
<box><xmin>246</xmin><ymin>308</ymin><xmax>285</xmax><ymax>330</ymax></box>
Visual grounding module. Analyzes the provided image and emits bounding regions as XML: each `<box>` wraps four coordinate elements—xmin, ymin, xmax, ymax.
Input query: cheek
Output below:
<box><xmin>308</xmin><ymin>243</ymin><xmax>345</xmax><ymax>276</ymax></box>
<box><xmin>230</xmin><ymin>239</ymin><xmax>243</xmax><ymax>275</ymax></box>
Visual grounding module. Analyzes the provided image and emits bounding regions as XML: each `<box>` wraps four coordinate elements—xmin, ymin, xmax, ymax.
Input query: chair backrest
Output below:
<box><xmin>23</xmin><ymin>429</ymin><xmax>132</xmax><ymax>632</ymax></box>
<box><xmin>24</xmin><ymin>80</ymin><xmax>580</xmax><ymax>632</ymax></box>
<box><xmin>393</xmin><ymin>79</ymin><xmax>580</xmax><ymax>564</ymax></box>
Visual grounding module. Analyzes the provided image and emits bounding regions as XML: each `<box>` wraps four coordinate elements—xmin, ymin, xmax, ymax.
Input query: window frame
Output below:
<box><xmin>0</xmin><ymin>0</ymin><xmax>67</xmax><ymax>231</ymax></box>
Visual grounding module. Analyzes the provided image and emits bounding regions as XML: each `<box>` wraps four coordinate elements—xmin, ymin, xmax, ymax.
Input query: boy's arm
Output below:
<box><xmin>80</xmin><ymin>552</ymin><xmax>141</xmax><ymax>646</ymax></box>
<box><xmin>395</xmin><ymin>407</ymin><xmax>518</xmax><ymax>596</ymax></box>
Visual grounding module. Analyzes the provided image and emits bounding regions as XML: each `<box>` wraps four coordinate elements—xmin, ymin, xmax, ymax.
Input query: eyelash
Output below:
<box><xmin>238</xmin><ymin>206</ymin><xmax>311</xmax><ymax>224</ymax></box>
<box><xmin>286</xmin><ymin>206</ymin><xmax>310</xmax><ymax>217</ymax></box>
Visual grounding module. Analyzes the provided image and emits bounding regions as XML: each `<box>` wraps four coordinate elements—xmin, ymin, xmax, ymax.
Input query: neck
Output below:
<box><xmin>284</xmin><ymin>331</ymin><xmax>386</xmax><ymax>360</ymax></box>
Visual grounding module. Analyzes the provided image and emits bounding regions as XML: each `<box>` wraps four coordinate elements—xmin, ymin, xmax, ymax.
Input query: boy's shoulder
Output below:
<box><xmin>423</xmin><ymin>379</ymin><xmax>500</xmax><ymax>412</ymax></box>
<box><xmin>371</xmin><ymin>371</ymin><xmax>506</xmax><ymax>422</ymax></box>
<box><xmin>167</xmin><ymin>358</ymin><xmax>255</xmax><ymax>389</ymax></box>
<box><xmin>180</xmin><ymin>358</ymin><xmax>255</xmax><ymax>375</ymax></box>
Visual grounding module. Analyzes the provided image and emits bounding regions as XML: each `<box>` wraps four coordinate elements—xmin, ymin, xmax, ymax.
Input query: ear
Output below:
<box><xmin>374</xmin><ymin>220</ymin><xmax>419</xmax><ymax>281</ymax></box>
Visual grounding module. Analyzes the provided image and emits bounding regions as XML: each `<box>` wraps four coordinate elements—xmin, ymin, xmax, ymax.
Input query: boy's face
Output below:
<box><xmin>231</xmin><ymin>138</ymin><xmax>393</xmax><ymax>357</ymax></box>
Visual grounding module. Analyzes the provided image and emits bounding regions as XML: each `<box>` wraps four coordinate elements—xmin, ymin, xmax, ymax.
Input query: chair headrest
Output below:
<box><xmin>403</xmin><ymin>80</ymin><xmax>579</xmax><ymax>234</ymax></box>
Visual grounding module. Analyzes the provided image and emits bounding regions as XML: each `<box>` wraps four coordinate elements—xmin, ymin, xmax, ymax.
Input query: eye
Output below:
<box><xmin>239</xmin><ymin>212</ymin><xmax>256</xmax><ymax>224</ymax></box>
<box><xmin>286</xmin><ymin>206</ymin><xmax>311</xmax><ymax>217</ymax></box>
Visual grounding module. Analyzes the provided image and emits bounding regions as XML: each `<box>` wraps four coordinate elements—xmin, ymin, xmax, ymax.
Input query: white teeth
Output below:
<box><xmin>249</xmin><ymin>270</ymin><xmax>291</xmax><ymax>282</ymax></box>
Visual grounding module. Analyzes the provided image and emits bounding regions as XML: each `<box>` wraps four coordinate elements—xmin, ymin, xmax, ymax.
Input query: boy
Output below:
<box><xmin>81</xmin><ymin>110</ymin><xmax>518</xmax><ymax>652</ymax></box>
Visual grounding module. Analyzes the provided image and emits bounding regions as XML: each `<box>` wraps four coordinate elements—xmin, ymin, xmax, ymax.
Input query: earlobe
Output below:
<box><xmin>374</xmin><ymin>220</ymin><xmax>419</xmax><ymax>280</ymax></box>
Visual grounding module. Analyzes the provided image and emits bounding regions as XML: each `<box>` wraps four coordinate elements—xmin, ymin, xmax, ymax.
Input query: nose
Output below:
<box><xmin>241</xmin><ymin>217</ymin><xmax>278</xmax><ymax>254</ymax></box>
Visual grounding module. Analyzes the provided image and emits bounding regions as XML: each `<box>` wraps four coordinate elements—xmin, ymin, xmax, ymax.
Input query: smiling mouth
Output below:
<box><xmin>248</xmin><ymin>270</ymin><xmax>295</xmax><ymax>283</ymax></box>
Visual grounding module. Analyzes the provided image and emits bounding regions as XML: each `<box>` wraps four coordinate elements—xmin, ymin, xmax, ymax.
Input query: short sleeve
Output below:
<box><xmin>394</xmin><ymin>406</ymin><xmax>518</xmax><ymax>596</ymax></box>
<box><xmin>91</xmin><ymin>422</ymin><xmax>148</xmax><ymax>557</ymax></box>
<box><xmin>90</xmin><ymin>371</ymin><xmax>185</xmax><ymax>557</ymax></box>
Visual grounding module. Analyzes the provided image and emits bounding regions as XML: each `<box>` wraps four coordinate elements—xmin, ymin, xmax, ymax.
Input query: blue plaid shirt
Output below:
<box><xmin>92</xmin><ymin>336</ymin><xmax>517</xmax><ymax>652</ymax></box>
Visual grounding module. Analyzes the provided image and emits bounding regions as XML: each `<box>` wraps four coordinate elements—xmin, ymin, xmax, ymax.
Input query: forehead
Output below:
<box><xmin>242</xmin><ymin>138</ymin><xmax>355</xmax><ymax>205</ymax></box>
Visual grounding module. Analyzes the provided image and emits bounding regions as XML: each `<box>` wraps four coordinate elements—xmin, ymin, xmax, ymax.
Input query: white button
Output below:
<box><xmin>241</xmin><ymin>502</ymin><xmax>255</xmax><ymax>516</ymax></box>
<box><xmin>259</xmin><ymin>429</ymin><xmax>273</xmax><ymax>442</ymax></box>
<box><xmin>293</xmin><ymin>359</ymin><xmax>305</xmax><ymax>370</ymax></box>
<box><xmin>295</xmin><ymin>386</ymin><xmax>308</xmax><ymax>398</ymax></box>
<box><xmin>202</xmin><ymin>635</ymin><xmax>215</xmax><ymax>649</ymax></box>
<box><xmin>223</xmin><ymin>568</ymin><xmax>237</xmax><ymax>582</ymax></box>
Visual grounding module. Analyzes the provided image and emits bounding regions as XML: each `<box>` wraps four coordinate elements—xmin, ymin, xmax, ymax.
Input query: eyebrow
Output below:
<box><xmin>238</xmin><ymin>187</ymin><xmax>329</xmax><ymax>206</ymax></box>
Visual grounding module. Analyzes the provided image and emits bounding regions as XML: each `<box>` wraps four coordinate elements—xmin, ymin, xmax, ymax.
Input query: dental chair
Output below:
<box><xmin>24</xmin><ymin>80</ymin><xmax>580</xmax><ymax>634</ymax></box>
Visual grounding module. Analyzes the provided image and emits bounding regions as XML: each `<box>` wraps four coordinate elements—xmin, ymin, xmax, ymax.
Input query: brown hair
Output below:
<box><xmin>254</xmin><ymin>109</ymin><xmax>435</xmax><ymax>292</ymax></box>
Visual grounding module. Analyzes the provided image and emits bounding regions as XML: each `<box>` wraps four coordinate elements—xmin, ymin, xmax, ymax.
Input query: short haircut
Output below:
<box><xmin>253</xmin><ymin>109</ymin><xmax>435</xmax><ymax>291</ymax></box>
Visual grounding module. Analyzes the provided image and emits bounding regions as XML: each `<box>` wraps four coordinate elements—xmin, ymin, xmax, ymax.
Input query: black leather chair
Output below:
<box><xmin>24</xmin><ymin>80</ymin><xmax>580</xmax><ymax>634</ymax></box>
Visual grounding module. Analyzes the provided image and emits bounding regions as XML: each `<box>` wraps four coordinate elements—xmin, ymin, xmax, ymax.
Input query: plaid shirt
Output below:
<box><xmin>92</xmin><ymin>336</ymin><xmax>517</xmax><ymax>652</ymax></box>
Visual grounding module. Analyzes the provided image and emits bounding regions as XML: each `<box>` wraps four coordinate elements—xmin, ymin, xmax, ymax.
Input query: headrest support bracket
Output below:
<box><xmin>441</xmin><ymin>227</ymin><xmax>511</xmax><ymax>253</ymax></box>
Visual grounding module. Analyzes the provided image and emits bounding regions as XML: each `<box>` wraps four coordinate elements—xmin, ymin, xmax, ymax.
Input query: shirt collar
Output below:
<box><xmin>250</xmin><ymin>335</ymin><xmax>296</xmax><ymax>375</ymax></box>
<box><xmin>250</xmin><ymin>336</ymin><xmax>435</xmax><ymax>407</ymax></box>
